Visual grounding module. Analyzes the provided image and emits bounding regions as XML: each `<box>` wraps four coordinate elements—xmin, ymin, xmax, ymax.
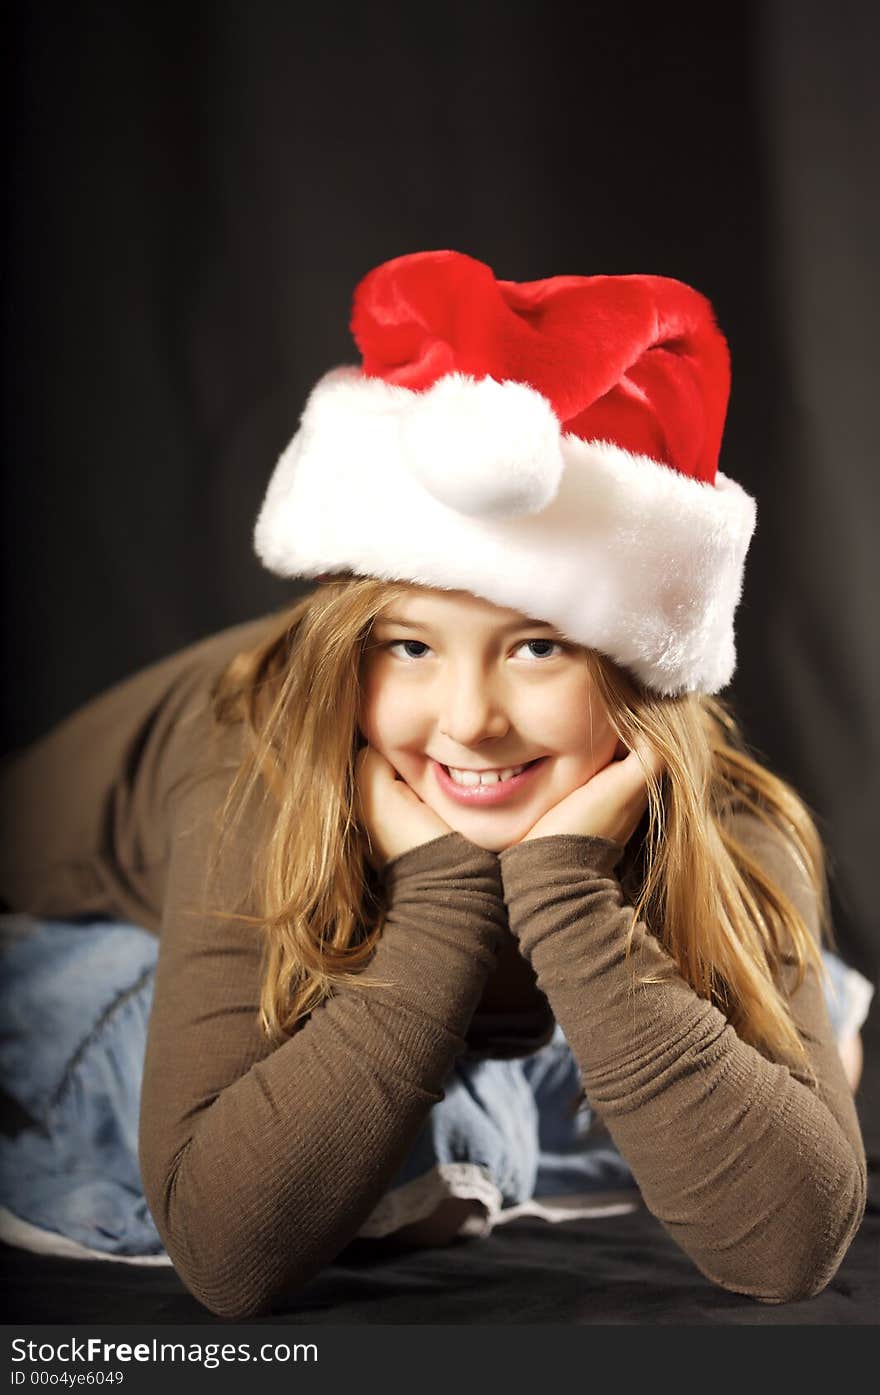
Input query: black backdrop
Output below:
<box><xmin>3</xmin><ymin>0</ymin><xmax>878</xmax><ymax>979</ymax></box>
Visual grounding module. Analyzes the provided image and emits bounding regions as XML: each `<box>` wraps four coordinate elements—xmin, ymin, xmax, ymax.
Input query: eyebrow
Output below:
<box><xmin>373</xmin><ymin>613</ymin><xmax>560</xmax><ymax>633</ymax></box>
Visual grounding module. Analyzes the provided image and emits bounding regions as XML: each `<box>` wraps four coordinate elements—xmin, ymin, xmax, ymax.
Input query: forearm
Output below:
<box><xmin>141</xmin><ymin>832</ymin><xmax>507</xmax><ymax>1320</ymax></box>
<box><xmin>500</xmin><ymin>835</ymin><xmax>867</xmax><ymax>1302</ymax></box>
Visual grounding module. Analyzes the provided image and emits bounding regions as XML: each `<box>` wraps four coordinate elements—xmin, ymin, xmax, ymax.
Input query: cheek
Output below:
<box><xmin>534</xmin><ymin>675</ymin><xmax>615</xmax><ymax>758</ymax></box>
<box><xmin>356</xmin><ymin>667</ymin><xmax>383</xmax><ymax>746</ymax></box>
<box><xmin>358</xmin><ymin>672</ymin><xmax>421</xmax><ymax>751</ymax></box>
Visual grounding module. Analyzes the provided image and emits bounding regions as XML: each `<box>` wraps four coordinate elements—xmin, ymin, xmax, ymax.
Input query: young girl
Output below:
<box><xmin>0</xmin><ymin>251</ymin><xmax>871</xmax><ymax>1321</ymax></box>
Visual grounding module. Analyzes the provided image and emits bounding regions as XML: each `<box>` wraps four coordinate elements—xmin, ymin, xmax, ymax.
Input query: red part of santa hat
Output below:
<box><xmin>352</xmin><ymin>249</ymin><xmax>730</xmax><ymax>486</ymax></box>
<box><xmin>254</xmin><ymin>250</ymin><xmax>756</xmax><ymax>696</ymax></box>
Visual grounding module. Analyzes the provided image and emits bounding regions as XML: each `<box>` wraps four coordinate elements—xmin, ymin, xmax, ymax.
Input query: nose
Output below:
<box><xmin>437</xmin><ymin>664</ymin><xmax>511</xmax><ymax>747</ymax></box>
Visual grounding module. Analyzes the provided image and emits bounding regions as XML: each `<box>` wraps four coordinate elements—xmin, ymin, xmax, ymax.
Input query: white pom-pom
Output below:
<box><xmin>397</xmin><ymin>374</ymin><xmax>564</xmax><ymax>519</ymax></box>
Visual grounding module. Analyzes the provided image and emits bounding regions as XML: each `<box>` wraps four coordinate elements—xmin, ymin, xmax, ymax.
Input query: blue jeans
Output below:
<box><xmin>0</xmin><ymin>914</ymin><xmax>872</xmax><ymax>1260</ymax></box>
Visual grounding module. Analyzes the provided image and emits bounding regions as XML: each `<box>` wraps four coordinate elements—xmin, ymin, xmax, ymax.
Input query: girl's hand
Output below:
<box><xmin>355</xmin><ymin>745</ymin><xmax>454</xmax><ymax>871</ymax></box>
<box><xmin>518</xmin><ymin>740</ymin><xmax>665</xmax><ymax>847</ymax></box>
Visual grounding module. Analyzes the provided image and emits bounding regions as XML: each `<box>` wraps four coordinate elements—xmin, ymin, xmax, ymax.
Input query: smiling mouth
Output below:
<box><xmin>442</xmin><ymin>757</ymin><xmax>543</xmax><ymax>786</ymax></box>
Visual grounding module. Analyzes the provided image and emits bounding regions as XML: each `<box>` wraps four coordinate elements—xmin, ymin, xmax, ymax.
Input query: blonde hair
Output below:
<box><xmin>209</xmin><ymin>575</ymin><xmax>832</xmax><ymax>1072</ymax></box>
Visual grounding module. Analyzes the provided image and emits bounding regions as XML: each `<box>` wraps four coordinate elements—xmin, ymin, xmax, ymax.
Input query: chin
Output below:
<box><xmin>466</xmin><ymin>830</ymin><xmax>524</xmax><ymax>853</ymax></box>
<box><xmin>432</xmin><ymin>808</ymin><xmax>533</xmax><ymax>852</ymax></box>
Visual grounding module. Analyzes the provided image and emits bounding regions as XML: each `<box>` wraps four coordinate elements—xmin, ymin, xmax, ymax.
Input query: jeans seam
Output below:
<box><xmin>49</xmin><ymin>965</ymin><xmax>154</xmax><ymax>1109</ymax></box>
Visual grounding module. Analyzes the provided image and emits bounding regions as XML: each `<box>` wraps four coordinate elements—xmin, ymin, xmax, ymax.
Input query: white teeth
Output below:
<box><xmin>447</xmin><ymin>764</ymin><xmax>527</xmax><ymax>786</ymax></box>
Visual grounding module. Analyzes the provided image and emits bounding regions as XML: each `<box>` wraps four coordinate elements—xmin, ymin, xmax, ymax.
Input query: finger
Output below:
<box><xmin>627</xmin><ymin>738</ymin><xmax>664</xmax><ymax>780</ymax></box>
<box><xmin>354</xmin><ymin>746</ymin><xmax>385</xmax><ymax>817</ymax></box>
<box><xmin>355</xmin><ymin>744</ymin><xmax>390</xmax><ymax>795</ymax></box>
<box><xmin>353</xmin><ymin>749</ymin><xmax>383</xmax><ymax>866</ymax></box>
<box><xmin>612</xmin><ymin>746</ymin><xmax>661</xmax><ymax>799</ymax></box>
<box><xmin>353</xmin><ymin>745</ymin><xmax>373</xmax><ymax>800</ymax></box>
<box><xmin>358</xmin><ymin>745</ymin><xmax>400</xmax><ymax>784</ymax></box>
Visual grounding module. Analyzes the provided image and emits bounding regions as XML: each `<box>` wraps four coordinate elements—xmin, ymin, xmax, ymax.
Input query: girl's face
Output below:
<box><xmin>358</xmin><ymin>587</ymin><xmax>620</xmax><ymax>852</ymax></box>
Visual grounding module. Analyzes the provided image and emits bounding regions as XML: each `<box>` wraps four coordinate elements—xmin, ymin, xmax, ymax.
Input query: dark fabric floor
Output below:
<box><xmin>3</xmin><ymin>1014</ymin><xmax>878</xmax><ymax>1326</ymax></box>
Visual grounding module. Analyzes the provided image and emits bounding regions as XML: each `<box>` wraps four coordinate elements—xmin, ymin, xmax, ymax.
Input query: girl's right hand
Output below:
<box><xmin>355</xmin><ymin>745</ymin><xmax>454</xmax><ymax>871</ymax></box>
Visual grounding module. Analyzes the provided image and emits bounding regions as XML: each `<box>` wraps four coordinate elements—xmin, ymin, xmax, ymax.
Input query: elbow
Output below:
<box><xmin>192</xmin><ymin>1282</ymin><xmax>279</xmax><ymax>1325</ymax></box>
<box><xmin>163</xmin><ymin>1272</ymin><xmax>272</xmax><ymax>1323</ymax></box>
<box><xmin>147</xmin><ymin>1214</ymin><xmax>279</xmax><ymax>1322</ymax></box>
<box><xmin>151</xmin><ymin>1214</ymin><xmax>311</xmax><ymax>1323</ymax></box>
<box><xmin>750</xmin><ymin>1252</ymin><xmax>853</xmax><ymax>1306</ymax></box>
<box><xmin>141</xmin><ymin>1145</ymin><xmax>314</xmax><ymax>1322</ymax></box>
<box><xmin>171</xmin><ymin>1251</ymin><xmax>280</xmax><ymax>1322</ymax></box>
<box><xmin>774</xmin><ymin>1161</ymin><xmax>867</xmax><ymax>1304</ymax></box>
<box><xmin>150</xmin><ymin>1209</ymin><xmax>309</xmax><ymax>1323</ymax></box>
<box><xmin>712</xmin><ymin>1162</ymin><xmax>868</xmax><ymax>1306</ymax></box>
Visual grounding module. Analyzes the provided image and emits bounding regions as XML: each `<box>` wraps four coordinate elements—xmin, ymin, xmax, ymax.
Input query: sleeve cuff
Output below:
<box><xmin>383</xmin><ymin>831</ymin><xmax>501</xmax><ymax>885</ymax></box>
<box><xmin>499</xmin><ymin>833</ymin><xmax>626</xmax><ymax>880</ymax></box>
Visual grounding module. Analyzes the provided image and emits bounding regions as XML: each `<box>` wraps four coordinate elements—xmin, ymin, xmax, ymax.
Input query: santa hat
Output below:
<box><xmin>254</xmin><ymin>250</ymin><xmax>756</xmax><ymax>696</ymax></box>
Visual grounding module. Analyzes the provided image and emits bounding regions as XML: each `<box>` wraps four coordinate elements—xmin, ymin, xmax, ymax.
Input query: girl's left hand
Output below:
<box><xmin>518</xmin><ymin>740</ymin><xmax>665</xmax><ymax>847</ymax></box>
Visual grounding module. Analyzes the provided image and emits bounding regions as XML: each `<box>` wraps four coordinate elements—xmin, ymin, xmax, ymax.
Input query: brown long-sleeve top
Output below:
<box><xmin>0</xmin><ymin>615</ymin><xmax>867</xmax><ymax>1320</ymax></box>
